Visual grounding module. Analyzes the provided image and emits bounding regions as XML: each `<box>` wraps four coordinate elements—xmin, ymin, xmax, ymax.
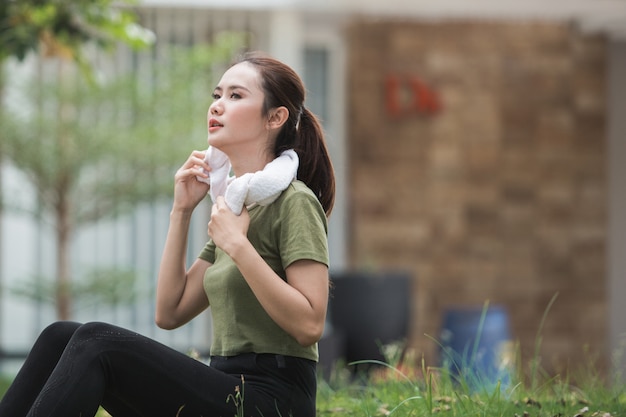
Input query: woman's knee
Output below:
<box><xmin>36</xmin><ymin>321</ymin><xmax>82</xmax><ymax>349</ymax></box>
<box><xmin>64</xmin><ymin>322</ymin><xmax>144</xmax><ymax>370</ymax></box>
<box><xmin>66</xmin><ymin>321</ymin><xmax>112</xmax><ymax>344</ymax></box>
<box><xmin>69</xmin><ymin>322</ymin><xmax>137</xmax><ymax>350</ymax></box>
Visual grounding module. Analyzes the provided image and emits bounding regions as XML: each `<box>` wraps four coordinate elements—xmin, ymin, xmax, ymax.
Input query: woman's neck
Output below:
<box><xmin>229</xmin><ymin>149</ymin><xmax>273</xmax><ymax>177</ymax></box>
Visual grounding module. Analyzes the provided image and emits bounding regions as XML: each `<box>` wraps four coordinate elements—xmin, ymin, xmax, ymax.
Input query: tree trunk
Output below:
<box><xmin>55</xmin><ymin>59</ymin><xmax>73</xmax><ymax>321</ymax></box>
<box><xmin>56</xmin><ymin>192</ymin><xmax>72</xmax><ymax>320</ymax></box>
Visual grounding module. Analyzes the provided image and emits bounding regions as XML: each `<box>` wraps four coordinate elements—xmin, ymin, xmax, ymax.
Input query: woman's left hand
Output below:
<box><xmin>208</xmin><ymin>196</ymin><xmax>250</xmax><ymax>256</ymax></box>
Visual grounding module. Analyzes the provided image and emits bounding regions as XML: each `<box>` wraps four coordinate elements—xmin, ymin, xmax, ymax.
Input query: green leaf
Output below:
<box><xmin>0</xmin><ymin>0</ymin><xmax>153</xmax><ymax>77</ymax></box>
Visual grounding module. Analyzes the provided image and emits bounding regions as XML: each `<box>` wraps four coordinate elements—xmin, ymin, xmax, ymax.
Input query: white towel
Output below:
<box><xmin>196</xmin><ymin>147</ymin><xmax>299</xmax><ymax>215</ymax></box>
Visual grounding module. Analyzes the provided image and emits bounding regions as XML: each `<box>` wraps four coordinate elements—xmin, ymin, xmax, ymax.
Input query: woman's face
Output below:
<box><xmin>207</xmin><ymin>62</ymin><xmax>268</xmax><ymax>153</ymax></box>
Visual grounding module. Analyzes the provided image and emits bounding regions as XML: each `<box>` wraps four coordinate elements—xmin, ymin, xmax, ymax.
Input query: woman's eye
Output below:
<box><xmin>230</xmin><ymin>93</ymin><xmax>241</xmax><ymax>99</ymax></box>
<box><xmin>211</xmin><ymin>93</ymin><xmax>221</xmax><ymax>100</ymax></box>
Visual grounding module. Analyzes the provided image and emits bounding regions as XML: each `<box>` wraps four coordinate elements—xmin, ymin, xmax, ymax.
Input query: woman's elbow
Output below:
<box><xmin>294</xmin><ymin>323</ymin><xmax>324</xmax><ymax>347</ymax></box>
<box><xmin>155</xmin><ymin>312</ymin><xmax>179</xmax><ymax>330</ymax></box>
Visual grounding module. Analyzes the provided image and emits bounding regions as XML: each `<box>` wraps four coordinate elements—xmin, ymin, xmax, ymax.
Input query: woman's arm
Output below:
<box><xmin>155</xmin><ymin>210</ymin><xmax>211</xmax><ymax>330</ymax></box>
<box><xmin>155</xmin><ymin>150</ymin><xmax>213</xmax><ymax>330</ymax></box>
<box><xmin>245</xmin><ymin>256</ymin><xmax>329</xmax><ymax>347</ymax></box>
<box><xmin>208</xmin><ymin>197</ymin><xmax>328</xmax><ymax>346</ymax></box>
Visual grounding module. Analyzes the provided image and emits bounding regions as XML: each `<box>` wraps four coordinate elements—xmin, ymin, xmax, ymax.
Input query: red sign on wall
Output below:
<box><xmin>385</xmin><ymin>74</ymin><xmax>442</xmax><ymax>119</ymax></box>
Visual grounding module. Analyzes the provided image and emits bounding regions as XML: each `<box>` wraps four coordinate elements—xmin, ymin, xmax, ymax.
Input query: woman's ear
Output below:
<box><xmin>267</xmin><ymin>106</ymin><xmax>289</xmax><ymax>130</ymax></box>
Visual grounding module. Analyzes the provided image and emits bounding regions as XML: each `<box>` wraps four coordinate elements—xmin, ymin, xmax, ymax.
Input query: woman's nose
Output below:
<box><xmin>209</xmin><ymin>100</ymin><xmax>222</xmax><ymax>115</ymax></box>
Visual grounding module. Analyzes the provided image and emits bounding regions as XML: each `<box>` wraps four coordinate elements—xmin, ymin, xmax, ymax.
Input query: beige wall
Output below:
<box><xmin>346</xmin><ymin>19</ymin><xmax>608</xmax><ymax>377</ymax></box>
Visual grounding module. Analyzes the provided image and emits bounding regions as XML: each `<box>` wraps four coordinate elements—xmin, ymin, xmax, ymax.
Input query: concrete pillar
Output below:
<box><xmin>608</xmin><ymin>40</ymin><xmax>626</xmax><ymax>382</ymax></box>
<box><xmin>267</xmin><ymin>9</ymin><xmax>304</xmax><ymax>75</ymax></box>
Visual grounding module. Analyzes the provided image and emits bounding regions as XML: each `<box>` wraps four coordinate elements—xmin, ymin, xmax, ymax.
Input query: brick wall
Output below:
<box><xmin>346</xmin><ymin>19</ymin><xmax>608</xmax><ymax>376</ymax></box>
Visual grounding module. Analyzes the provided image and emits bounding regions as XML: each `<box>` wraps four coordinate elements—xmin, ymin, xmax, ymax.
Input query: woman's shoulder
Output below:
<box><xmin>279</xmin><ymin>180</ymin><xmax>319</xmax><ymax>205</ymax></box>
<box><xmin>275</xmin><ymin>180</ymin><xmax>325</xmax><ymax>214</ymax></box>
<box><xmin>285</xmin><ymin>179</ymin><xmax>315</xmax><ymax>195</ymax></box>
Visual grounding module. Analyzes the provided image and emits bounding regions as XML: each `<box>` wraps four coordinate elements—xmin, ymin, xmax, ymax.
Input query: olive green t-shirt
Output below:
<box><xmin>198</xmin><ymin>180</ymin><xmax>329</xmax><ymax>362</ymax></box>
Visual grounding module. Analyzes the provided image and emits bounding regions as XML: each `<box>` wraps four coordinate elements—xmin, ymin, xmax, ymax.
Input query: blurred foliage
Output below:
<box><xmin>1</xmin><ymin>32</ymin><xmax>245</xmax><ymax>226</ymax></box>
<box><xmin>11</xmin><ymin>266</ymin><xmax>140</xmax><ymax>307</ymax></box>
<box><xmin>0</xmin><ymin>0</ymin><xmax>154</xmax><ymax>318</ymax></box>
<box><xmin>0</xmin><ymin>0</ymin><xmax>154</xmax><ymax>80</ymax></box>
<box><xmin>0</xmin><ymin>31</ymin><xmax>247</xmax><ymax>316</ymax></box>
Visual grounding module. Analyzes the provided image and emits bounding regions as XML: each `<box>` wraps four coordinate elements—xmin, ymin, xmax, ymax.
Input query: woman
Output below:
<box><xmin>0</xmin><ymin>51</ymin><xmax>335</xmax><ymax>417</ymax></box>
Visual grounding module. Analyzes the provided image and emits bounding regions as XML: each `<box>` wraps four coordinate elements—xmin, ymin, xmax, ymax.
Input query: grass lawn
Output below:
<box><xmin>316</xmin><ymin>357</ymin><xmax>625</xmax><ymax>417</ymax></box>
<box><xmin>3</xmin><ymin>335</ymin><xmax>625</xmax><ymax>417</ymax></box>
<box><xmin>2</xmin><ymin>358</ymin><xmax>625</xmax><ymax>417</ymax></box>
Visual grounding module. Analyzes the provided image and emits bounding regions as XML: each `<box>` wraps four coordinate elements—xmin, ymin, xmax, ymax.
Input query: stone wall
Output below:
<box><xmin>345</xmin><ymin>19</ymin><xmax>608</xmax><ymax>376</ymax></box>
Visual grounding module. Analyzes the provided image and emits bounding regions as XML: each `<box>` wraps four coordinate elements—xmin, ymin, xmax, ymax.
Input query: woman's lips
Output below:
<box><xmin>208</xmin><ymin>118</ymin><xmax>223</xmax><ymax>133</ymax></box>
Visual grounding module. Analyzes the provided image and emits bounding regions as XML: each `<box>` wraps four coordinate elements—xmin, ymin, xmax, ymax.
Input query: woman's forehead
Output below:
<box><xmin>216</xmin><ymin>62</ymin><xmax>261</xmax><ymax>91</ymax></box>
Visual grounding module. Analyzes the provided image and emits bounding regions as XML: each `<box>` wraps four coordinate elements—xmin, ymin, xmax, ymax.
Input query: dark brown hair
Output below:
<box><xmin>235</xmin><ymin>51</ymin><xmax>335</xmax><ymax>216</ymax></box>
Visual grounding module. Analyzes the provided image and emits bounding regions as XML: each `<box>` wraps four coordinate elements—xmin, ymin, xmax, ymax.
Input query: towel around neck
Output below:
<box><xmin>197</xmin><ymin>147</ymin><xmax>299</xmax><ymax>215</ymax></box>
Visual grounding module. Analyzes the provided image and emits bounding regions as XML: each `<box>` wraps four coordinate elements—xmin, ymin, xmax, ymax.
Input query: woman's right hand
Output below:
<box><xmin>172</xmin><ymin>150</ymin><xmax>211</xmax><ymax>212</ymax></box>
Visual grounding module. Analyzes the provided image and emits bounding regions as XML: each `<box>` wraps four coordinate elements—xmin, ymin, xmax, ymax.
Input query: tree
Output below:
<box><xmin>0</xmin><ymin>1</ymin><xmax>245</xmax><ymax>319</ymax></box>
<box><xmin>0</xmin><ymin>0</ymin><xmax>154</xmax><ymax>320</ymax></box>
<box><xmin>2</xmin><ymin>36</ymin><xmax>244</xmax><ymax>319</ymax></box>
<box><xmin>0</xmin><ymin>0</ymin><xmax>154</xmax><ymax>67</ymax></box>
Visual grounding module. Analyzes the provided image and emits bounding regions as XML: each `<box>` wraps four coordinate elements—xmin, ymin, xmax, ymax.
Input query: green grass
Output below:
<box><xmin>2</xmin><ymin>355</ymin><xmax>624</xmax><ymax>417</ymax></box>
<box><xmin>316</xmin><ymin>299</ymin><xmax>624</xmax><ymax>417</ymax></box>
<box><xmin>316</xmin><ymin>345</ymin><xmax>626</xmax><ymax>417</ymax></box>
<box><xmin>3</xmin><ymin>298</ymin><xmax>625</xmax><ymax>417</ymax></box>
<box><xmin>316</xmin><ymin>366</ymin><xmax>625</xmax><ymax>416</ymax></box>
<box><xmin>0</xmin><ymin>375</ymin><xmax>11</xmax><ymax>398</ymax></box>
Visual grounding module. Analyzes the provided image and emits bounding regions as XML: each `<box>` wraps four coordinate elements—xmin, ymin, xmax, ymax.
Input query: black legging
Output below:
<box><xmin>0</xmin><ymin>321</ymin><xmax>317</xmax><ymax>417</ymax></box>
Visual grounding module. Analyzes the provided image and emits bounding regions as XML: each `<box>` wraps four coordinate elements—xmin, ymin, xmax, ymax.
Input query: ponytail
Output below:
<box><xmin>294</xmin><ymin>108</ymin><xmax>335</xmax><ymax>216</ymax></box>
<box><xmin>236</xmin><ymin>52</ymin><xmax>336</xmax><ymax>216</ymax></box>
